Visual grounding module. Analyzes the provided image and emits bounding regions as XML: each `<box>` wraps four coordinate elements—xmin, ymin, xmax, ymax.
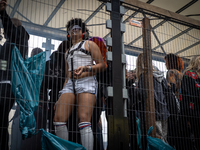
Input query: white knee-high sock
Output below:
<box><xmin>78</xmin><ymin>122</ymin><xmax>93</xmax><ymax>150</ymax></box>
<box><xmin>53</xmin><ymin>122</ymin><xmax>68</xmax><ymax>141</ymax></box>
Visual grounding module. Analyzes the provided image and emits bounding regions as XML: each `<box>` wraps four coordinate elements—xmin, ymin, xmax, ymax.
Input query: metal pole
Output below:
<box><xmin>42</xmin><ymin>38</ymin><xmax>54</xmax><ymax>61</ymax></box>
<box><xmin>122</xmin><ymin>25</ymin><xmax>127</xmax><ymax>118</ymax></box>
<box><xmin>107</xmin><ymin>0</ymin><xmax>129</xmax><ymax>149</ymax></box>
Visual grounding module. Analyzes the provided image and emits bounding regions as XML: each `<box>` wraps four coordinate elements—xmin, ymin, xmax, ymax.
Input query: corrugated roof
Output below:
<box><xmin>1</xmin><ymin>0</ymin><xmax>200</xmax><ymax>60</ymax></box>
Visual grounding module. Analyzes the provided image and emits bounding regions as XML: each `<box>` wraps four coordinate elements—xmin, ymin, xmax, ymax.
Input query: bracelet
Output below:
<box><xmin>83</xmin><ymin>65</ymin><xmax>92</xmax><ymax>72</ymax></box>
<box><xmin>88</xmin><ymin>65</ymin><xmax>92</xmax><ymax>72</ymax></box>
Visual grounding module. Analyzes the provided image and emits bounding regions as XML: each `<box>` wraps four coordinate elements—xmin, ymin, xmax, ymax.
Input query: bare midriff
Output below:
<box><xmin>68</xmin><ymin>71</ymin><xmax>95</xmax><ymax>79</ymax></box>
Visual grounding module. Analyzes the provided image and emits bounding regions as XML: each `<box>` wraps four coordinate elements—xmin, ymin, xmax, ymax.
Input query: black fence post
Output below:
<box><xmin>107</xmin><ymin>0</ymin><xmax>129</xmax><ymax>149</ymax></box>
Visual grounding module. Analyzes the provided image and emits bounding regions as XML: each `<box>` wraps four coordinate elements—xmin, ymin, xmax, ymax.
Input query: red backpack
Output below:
<box><xmin>89</xmin><ymin>37</ymin><xmax>111</xmax><ymax>87</ymax></box>
<box><xmin>89</xmin><ymin>37</ymin><xmax>108</xmax><ymax>68</ymax></box>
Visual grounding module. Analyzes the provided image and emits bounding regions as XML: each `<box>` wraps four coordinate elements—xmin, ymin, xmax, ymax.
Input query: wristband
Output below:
<box><xmin>88</xmin><ymin>65</ymin><xmax>92</xmax><ymax>72</ymax></box>
<box><xmin>83</xmin><ymin>66</ymin><xmax>92</xmax><ymax>72</ymax></box>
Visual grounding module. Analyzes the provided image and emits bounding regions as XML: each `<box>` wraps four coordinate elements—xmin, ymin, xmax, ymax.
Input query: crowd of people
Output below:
<box><xmin>0</xmin><ymin>0</ymin><xmax>199</xmax><ymax>150</ymax></box>
<box><xmin>127</xmin><ymin>53</ymin><xmax>200</xmax><ymax>150</ymax></box>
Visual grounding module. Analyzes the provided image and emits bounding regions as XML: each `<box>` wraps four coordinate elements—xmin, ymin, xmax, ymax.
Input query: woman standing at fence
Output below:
<box><xmin>164</xmin><ymin>53</ymin><xmax>184</xmax><ymax>99</ymax></box>
<box><xmin>135</xmin><ymin>53</ymin><xmax>170</xmax><ymax>145</ymax></box>
<box><xmin>180</xmin><ymin>56</ymin><xmax>200</xmax><ymax>150</ymax></box>
<box><xmin>53</xmin><ymin>18</ymin><xmax>106</xmax><ymax>150</ymax></box>
<box><xmin>164</xmin><ymin>53</ymin><xmax>184</xmax><ymax>149</ymax></box>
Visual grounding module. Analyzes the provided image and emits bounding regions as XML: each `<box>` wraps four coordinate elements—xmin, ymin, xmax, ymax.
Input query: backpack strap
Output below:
<box><xmin>66</xmin><ymin>40</ymin><xmax>91</xmax><ymax>94</ymax></box>
<box><xmin>68</xmin><ymin>41</ymin><xmax>85</xmax><ymax>95</ymax></box>
<box><xmin>66</xmin><ymin>40</ymin><xmax>91</xmax><ymax>60</ymax></box>
<box><xmin>79</xmin><ymin>48</ymin><xmax>91</xmax><ymax>55</ymax></box>
<box><xmin>66</xmin><ymin>40</ymin><xmax>84</xmax><ymax>60</ymax></box>
<box><xmin>71</xmin><ymin>57</ymin><xmax>76</xmax><ymax>94</ymax></box>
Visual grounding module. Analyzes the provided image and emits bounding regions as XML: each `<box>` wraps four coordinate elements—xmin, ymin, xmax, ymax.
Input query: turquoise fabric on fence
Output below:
<box><xmin>136</xmin><ymin>117</ymin><xmax>142</xmax><ymax>149</ymax></box>
<box><xmin>10</xmin><ymin>45</ymin><xmax>87</xmax><ymax>149</ymax></box>
<box><xmin>147</xmin><ymin>126</ymin><xmax>175</xmax><ymax>150</ymax></box>
<box><xmin>136</xmin><ymin>116</ymin><xmax>175</xmax><ymax>150</ymax></box>
<box><xmin>41</xmin><ymin>129</ymin><xmax>86</xmax><ymax>150</ymax></box>
<box><xmin>10</xmin><ymin>45</ymin><xmax>46</xmax><ymax>139</ymax></box>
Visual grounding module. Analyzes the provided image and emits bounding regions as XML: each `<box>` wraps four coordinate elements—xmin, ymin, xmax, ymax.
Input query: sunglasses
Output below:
<box><xmin>68</xmin><ymin>25</ymin><xmax>82</xmax><ymax>34</ymax></box>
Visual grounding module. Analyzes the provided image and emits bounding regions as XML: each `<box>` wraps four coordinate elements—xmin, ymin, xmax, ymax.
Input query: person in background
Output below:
<box><xmin>179</xmin><ymin>56</ymin><xmax>200</xmax><ymax>150</ymax></box>
<box><xmin>126</xmin><ymin>69</ymin><xmax>136</xmax><ymax>88</ymax></box>
<box><xmin>164</xmin><ymin>53</ymin><xmax>184</xmax><ymax>149</ymax></box>
<box><xmin>47</xmin><ymin>40</ymin><xmax>69</xmax><ymax>135</ymax></box>
<box><xmin>30</xmin><ymin>47</ymin><xmax>43</xmax><ymax>56</ymax></box>
<box><xmin>0</xmin><ymin>0</ymin><xmax>29</xmax><ymax>149</ymax></box>
<box><xmin>136</xmin><ymin>53</ymin><xmax>170</xmax><ymax>146</ymax></box>
<box><xmin>164</xmin><ymin>53</ymin><xmax>184</xmax><ymax>99</ymax></box>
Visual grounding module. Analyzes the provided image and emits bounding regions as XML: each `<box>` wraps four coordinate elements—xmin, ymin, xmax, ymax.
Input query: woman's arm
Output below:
<box><xmin>87</xmin><ymin>40</ymin><xmax>106</xmax><ymax>73</ymax></box>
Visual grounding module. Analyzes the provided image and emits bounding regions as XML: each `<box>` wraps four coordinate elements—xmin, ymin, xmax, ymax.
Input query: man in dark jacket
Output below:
<box><xmin>0</xmin><ymin>1</ymin><xmax>29</xmax><ymax>149</ymax></box>
<box><xmin>47</xmin><ymin>41</ymin><xmax>67</xmax><ymax>135</ymax></box>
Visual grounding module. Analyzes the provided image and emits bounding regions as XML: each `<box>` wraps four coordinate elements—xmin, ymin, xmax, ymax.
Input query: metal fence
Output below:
<box><xmin>0</xmin><ymin>0</ymin><xmax>200</xmax><ymax>150</ymax></box>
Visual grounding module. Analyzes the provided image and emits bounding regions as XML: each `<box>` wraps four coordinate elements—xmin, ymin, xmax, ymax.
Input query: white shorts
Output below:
<box><xmin>59</xmin><ymin>76</ymin><xmax>98</xmax><ymax>97</ymax></box>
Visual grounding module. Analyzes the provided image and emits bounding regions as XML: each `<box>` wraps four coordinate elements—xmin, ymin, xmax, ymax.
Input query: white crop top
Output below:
<box><xmin>67</xmin><ymin>40</ymin><xmax>93</xmax><ymax>71</ymax></box>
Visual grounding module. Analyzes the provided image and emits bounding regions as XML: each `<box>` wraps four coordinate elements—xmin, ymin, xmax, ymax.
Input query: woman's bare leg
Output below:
<box><xmin>77</xmin><ymin>93</ymin><xmax>96</xmax><ymax>150</ymax></box>
<box><xmin>53</xmin><ymin>93</ymin><xmax>75</xmax><ymax>140</ymax></box>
